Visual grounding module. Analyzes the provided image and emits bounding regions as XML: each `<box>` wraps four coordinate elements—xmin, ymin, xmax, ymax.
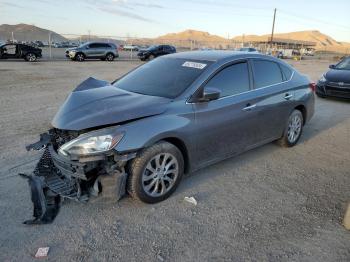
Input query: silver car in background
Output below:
<box><xmin>66</xmin><ymin>42</ymin><xmax>119</xmax><ymax>62</ymax></box>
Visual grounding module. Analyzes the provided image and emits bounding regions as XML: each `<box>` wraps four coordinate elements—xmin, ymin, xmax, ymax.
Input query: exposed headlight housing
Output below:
<box><xmin>319</xmin><ymin>74</ymin><xmax>327</xmax><ymax>83</ymax></box>
<box><xmin>58</xmin><ymin>127</ymin><xmax>124</xmax><ymax>157</ymax></box>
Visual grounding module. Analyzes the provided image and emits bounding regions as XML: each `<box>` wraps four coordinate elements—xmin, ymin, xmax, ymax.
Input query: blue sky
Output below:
<box><xmin>0</xmin><ymin>0</ymin><xmax>349</xmax><ymax>41</ymax></box>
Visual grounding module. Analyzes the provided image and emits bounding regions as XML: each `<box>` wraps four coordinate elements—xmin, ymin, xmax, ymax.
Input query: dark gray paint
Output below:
<box><xmin>52</xmin><ymin>51</ymin><xmax>315</xmax><ymax>172</ymax></box>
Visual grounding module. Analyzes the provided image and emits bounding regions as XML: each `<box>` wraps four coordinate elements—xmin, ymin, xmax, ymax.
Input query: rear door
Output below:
<box><xmin>1</xmin><ymin>44</ymin><xmax>17</xmax><ymax>58</ymax></box>
<box><xmin>85</xmin><ymin>43</ymin><xmax>100</xmax><ymax>57</ymax></box>
<box><xmin>248</xmin><ymin>59</ymin><xmax>296</xmax><ymax>145</ymax></box>
<box><xmin>193</xmin><ymin>60</ymin><xmax>264</xmax><ymax>166</ymax></box>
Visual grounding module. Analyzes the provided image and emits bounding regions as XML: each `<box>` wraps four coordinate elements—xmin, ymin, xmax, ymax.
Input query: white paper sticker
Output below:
<box><xmin>182</xmin><ymin>61</ymin><xmax>207</xmax><ymax>69</ymax></box>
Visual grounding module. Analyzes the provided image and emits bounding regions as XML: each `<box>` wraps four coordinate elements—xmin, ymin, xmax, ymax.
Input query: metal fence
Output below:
<box><xmin>2</xmin><ymin>32</ymin><xmax>349</xmax><ymax>61</ymax></box>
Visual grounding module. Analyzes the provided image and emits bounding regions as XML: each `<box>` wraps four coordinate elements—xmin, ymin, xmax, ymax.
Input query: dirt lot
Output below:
<box><xmin>0</xmin><ymin>59</ymin><xmax>349</xmax><ymax>262</ymax></box>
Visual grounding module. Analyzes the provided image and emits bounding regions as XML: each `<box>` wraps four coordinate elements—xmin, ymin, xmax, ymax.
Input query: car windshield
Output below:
<box><xmin>113</xmin><ymin>58</ymin><xmax>211</xmax><ymax>99</ymax></box>
<box><xmin>335</xmin><ymin>57</ymin><xmax>350</xmax><ymax>70</ymax></box>
<box><xmin>78</xmin><ymin>43</ymin><xmax>88</xmax><ymax>48</ymax></box>
<box><xmin>146</xmin><ymin>45</ymin><xmax>157</xmax><ymax>50</ymax></box>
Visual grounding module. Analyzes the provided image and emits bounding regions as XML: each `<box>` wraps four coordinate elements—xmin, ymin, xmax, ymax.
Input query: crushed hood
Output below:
<box><xmin>52</xmin><ymin>77</ymin><xmax>170</xmax><ymax>130</ymax></box>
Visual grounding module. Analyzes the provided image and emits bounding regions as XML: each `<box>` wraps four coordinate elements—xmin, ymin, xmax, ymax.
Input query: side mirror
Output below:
<box><xmin>199</xmin><ymin>87</ymin><xmax>221</xmax><ymax>102</ymax></box>
<box><xmin>329</xmin><ymin>64</ymin><xmax>335</xmax><ymax>69</ymax></box>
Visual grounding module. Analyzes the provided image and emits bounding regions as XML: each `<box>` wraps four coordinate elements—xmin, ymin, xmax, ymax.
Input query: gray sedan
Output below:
<box><xmin>24</xmin><ymin>51</ymin><xmax>315</xmax><ymax>224</ymax></box>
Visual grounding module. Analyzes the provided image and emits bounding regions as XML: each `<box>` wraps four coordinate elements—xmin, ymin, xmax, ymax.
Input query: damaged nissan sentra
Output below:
<box><xmin>22</xmin><ymin>51</ymin><xmax>315</xmax><ymax>224</ymax></box>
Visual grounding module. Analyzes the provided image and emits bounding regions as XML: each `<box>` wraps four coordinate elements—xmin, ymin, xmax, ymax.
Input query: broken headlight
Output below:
<box><xmin>58</xmin><ymin>127</ymin><xmax>124</xmax><ymax>157</ymax></box>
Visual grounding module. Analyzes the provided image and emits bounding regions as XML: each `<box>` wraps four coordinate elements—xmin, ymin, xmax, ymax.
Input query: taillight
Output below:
<box><xmin>309</xmin><ymin>82</ymin><xmax>316</xmax><ymax>92</ymax></box>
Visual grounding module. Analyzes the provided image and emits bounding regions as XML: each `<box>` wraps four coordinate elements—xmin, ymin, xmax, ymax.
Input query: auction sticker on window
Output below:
<box><xmin>182</xmin><ymin>61</ymin><xmax>207</xmax><ymax>69</ymax></box>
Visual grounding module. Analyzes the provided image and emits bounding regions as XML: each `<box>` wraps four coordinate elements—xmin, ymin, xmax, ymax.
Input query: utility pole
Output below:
<box><xmin>270</xmin><ymin>8</ymin><xmax>277</xmax><ymax>49</ymax></box>
<box><xmin>88</xmin><ymin>30</ymin><xmax>91</xmax><ymax>41</ymax></box>
<box><xmin>49</xmin><ymin>32</ymin><xmax>52</xmax><ymax>60</ymax></box>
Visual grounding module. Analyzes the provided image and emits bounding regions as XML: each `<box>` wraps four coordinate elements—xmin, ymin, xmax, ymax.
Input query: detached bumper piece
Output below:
<box><xmin>20</xmin><ymin>147</ymin><xmax>81</xmax><ymax>224</ymax></box>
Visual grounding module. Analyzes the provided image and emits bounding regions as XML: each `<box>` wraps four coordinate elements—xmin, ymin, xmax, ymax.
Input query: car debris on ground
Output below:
<box><xmin>34</xmin><ymin>247</ymin><xmax>49</xmax><ymax>258</ymax></box>
<box><xmin>184</xmin><ymin>196</ymin><xmax>197</xmax><ymax>206</ymax></box>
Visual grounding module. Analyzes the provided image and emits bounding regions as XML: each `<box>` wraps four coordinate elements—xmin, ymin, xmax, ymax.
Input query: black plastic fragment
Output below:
<box><xmin>25</xmin><ymin>132</ymin><xmax>51</xmax><ymax>151</ymax></box>
<box><xmin>20</xmin><ymin>173</ymin><xmax>61</xmax><ymax>225</ymax></box>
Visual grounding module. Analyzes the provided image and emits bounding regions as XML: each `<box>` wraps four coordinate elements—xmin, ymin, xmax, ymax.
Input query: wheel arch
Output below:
<box><xmin>161</xmin><ymin>137</ymin><xmax>190</xmax><ymax>174</ymax></box>
<box><xmin>294</xmin><ymin>104</ymin><xmax>307</xmax><ymax>125</ymax></box>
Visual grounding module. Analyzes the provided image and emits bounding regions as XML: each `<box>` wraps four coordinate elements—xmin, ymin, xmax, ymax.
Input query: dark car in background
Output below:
<box><xmin>316</xmin><ymin>56</ymin><xmax>350</xmax><ymax>99</ymax></box>
<box><xmin>137</xmin><ymin>44</ymin><xmax>176</xmax><ymax>61</ymax></box>
<box><xmin>24</xmin><ymin>51</ymin><xmax>315</xmax><ymax>223</ymax></box>
<box><xmin>65</xmin><ymin>42</ymin><xmax>119</xmax><ymax>62</ymax></box>
<box><xmin>238</xmin><ymin>47</ymin><xmax>259</xmax><ymax>53</ymax></box>
<box><xmin>0</xmin><ymin>43</ymin><xmax>42</xmax><ymax>61</ymax></box>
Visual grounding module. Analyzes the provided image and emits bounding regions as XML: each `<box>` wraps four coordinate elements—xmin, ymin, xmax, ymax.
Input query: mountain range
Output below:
<box><xmin>0</xmin><ymin>24</ymin><xmax>66</xmax><ymax>42</ymax></box>
<box><xmin>1</xmin><ymin>24</ymin><xmax>349</xmax><ymax>53</ymax></box>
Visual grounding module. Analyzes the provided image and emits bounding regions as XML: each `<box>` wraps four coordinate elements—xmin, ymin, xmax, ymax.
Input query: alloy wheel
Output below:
<box><xmin>27</xmin><ymin>53</ymin><xmax>36</xmax><ymax>62</ymax></box>
<box><xmin>106</xmin><ymin>54</ymin><xmax>114</xmax><ymax>61</ymax></box>
<box><xmin>142</xmin><ymin>153</ymin><xmax>179</xmax><ymax>197</ymax></box>
<box><xmin>76</xmin><ymin>54</ymin><xmax>84</xmax><ymax>61</ymax></box>
<box><xmin>287</xmin><ymin>114</ymin><xmax>302</xmax><ymax>143</ymax></box>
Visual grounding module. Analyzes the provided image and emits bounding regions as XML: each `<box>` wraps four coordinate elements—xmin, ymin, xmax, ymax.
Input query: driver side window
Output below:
<box><xmin>205</xmin><ymin>62</ymin><xmax>250</xmax><ymax>97</ymax></box>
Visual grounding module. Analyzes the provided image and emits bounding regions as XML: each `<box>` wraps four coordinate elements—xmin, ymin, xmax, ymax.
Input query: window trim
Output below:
<box><xmin>187</xmin><ymin>58</ymin><xmax>295</xmax><ymax>104</ymax></box>
<box><xmin>189</xmin><ymin>59</ymin><xmax>253</xmax><ymax>103</ymax></box>
<box><xmin>250</xmin><ymin>58</ymin><xmax>285</xmax><ymax>90</ymax></box>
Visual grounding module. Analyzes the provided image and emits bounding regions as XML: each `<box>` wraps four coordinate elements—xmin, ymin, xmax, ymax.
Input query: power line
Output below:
<box><xmin>278</xmin><ymin>9</ymin><xmax>350</xmax><ymax>31</ymax></box>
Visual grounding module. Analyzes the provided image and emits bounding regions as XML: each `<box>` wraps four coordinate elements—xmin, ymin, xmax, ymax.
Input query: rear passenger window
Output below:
<box><xmin>206</xmin><ymin>62</ymin><xmax>250</xmax><ymax>97</ymax></box>
<box><xmin>280</xmin><ymin>64</ymin><xmax>293</xmax><ymax>80</ymax></box>
<box><xmin>252</xmin><ymin>60</ymin><xmax>283</xmax><ymax>88</ymax></box>
<box><xmin>89</xmin><ymin>43</ymin><xmax>99</xmax><ymax>48</ymax></box>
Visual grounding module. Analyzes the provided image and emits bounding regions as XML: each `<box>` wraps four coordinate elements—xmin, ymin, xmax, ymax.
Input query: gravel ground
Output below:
<box><xmin>0</xmin><ymin>59</ymin><xmax>349</xmax><ymax>262</ymax></box>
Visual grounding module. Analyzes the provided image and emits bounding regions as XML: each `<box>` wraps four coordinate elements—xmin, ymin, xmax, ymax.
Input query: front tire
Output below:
<box><xmin>127</xmin><ymin>141</ymin><xmax>184</xmax><ymax>203</ymax></box>
<box><xmin>25</xmin><ymin>53</ymin><xmax>37</xmax><ymax>62</ymax></box>
<box><xmin>75</xmin><ymin>53</ymin><xmax>85</xmax><ymax>62</ymax></box>
<box><xmin>277</xmin><ymin>109</ymin><xmax>304</xmax><ymax>147</ymax></box>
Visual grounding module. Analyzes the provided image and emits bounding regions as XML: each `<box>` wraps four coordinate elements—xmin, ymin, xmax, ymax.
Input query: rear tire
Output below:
<box><xmin>277</xmin><ymin>110</ymin><xmax>304</xmax><ymax>147</ymax></box>
<box><xmin>105</xmin><ymin>53</ymin><xmax>115</xmax><ymax>61</ymax></box>
<box><xmin>148</xmin><ymin>54</ymin><xmax>155</xmax><ymax>61</ymax></box>
<box><xmin>127</xmin><ymin>141</ymin><xmax>184</xmax><ymax>203</ymax></box>
<box><xmin>25</xmin><ymin>53</ymin><xmax>37</xmax><ymax>62</ymax></box>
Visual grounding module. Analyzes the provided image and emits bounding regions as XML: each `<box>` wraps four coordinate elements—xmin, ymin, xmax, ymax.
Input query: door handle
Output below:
<box><xmin>284</xmin><ymin>93</ymin><xmax>293</xmax><ymax>100</ymax></box>
<box><xmin>242</xmin><ymin>104</ymin><xmax>256</xmax><ymax>111</ymax></box>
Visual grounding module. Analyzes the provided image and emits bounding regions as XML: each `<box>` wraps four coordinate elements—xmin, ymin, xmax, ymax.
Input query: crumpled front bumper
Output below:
<box><xmin>21</xmin><ymin>130</ymin><xmax>134</xmax><ymax>224</ymax></box>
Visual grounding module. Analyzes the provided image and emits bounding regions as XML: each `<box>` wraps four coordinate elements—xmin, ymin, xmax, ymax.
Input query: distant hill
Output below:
<box><xmin>155</xmin><ymin>29</ymin><xmax>229</xmax><ymax>49</ymax></box>
<box><xmin>156</xmin><ymin>29</ymin><xmax>350</xmax><ymax>53</ymax></box>
<box><xmin>0</xmin><ymin>23</ymin><xmax>67</xmax><ymax>42</ymax></box>
<box><xmin>232</xmin><ymin>30</ymin><xmax>350</xmax><ymax>53</ymax></box>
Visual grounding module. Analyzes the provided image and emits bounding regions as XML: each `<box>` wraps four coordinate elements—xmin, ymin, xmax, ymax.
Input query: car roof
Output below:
<box><xmin>165</xmin><ymin>50</ymin><xmax>272</xmax><ymax>62</ymax></box>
